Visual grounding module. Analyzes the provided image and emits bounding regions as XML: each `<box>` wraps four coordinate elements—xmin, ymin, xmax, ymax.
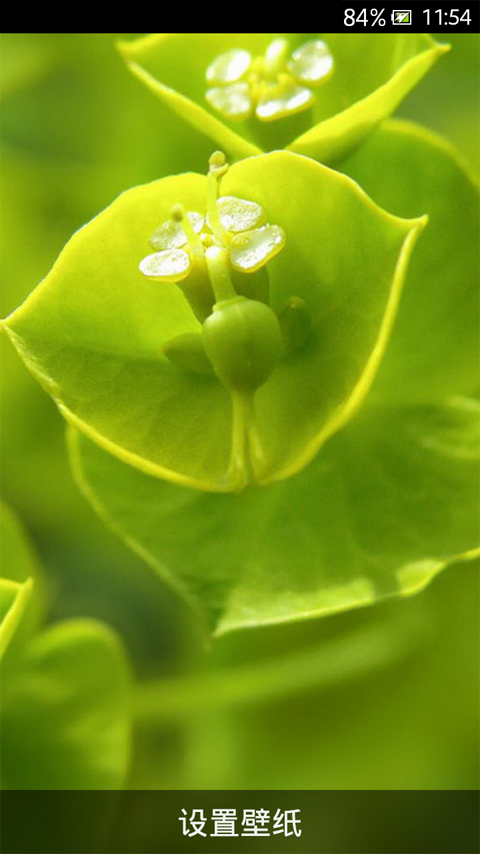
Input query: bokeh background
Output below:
<box><xmin>1</xmin><ymin>33</ymin><xmax>479</xmax><ymax>792</ymax></box>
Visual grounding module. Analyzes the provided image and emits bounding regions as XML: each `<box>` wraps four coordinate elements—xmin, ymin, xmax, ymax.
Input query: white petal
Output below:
<box><xmin>229</xmin><ymin>225</ymin><xmax>285</xmax><ymax>273</ymax></box>
<box><xmin>287</xmin><ymin>40</ymin><xmax>333</xmax><ymax>85</ymax></box>
<box><xmin>139</xmin><ymin>249</ymin><xmax>191</xmax><ymax>282</ymax></box>
<box><xmin>206</xmin><ymin>49</ymin><xmax>251</xmax><ymax>85</ymax></box>
<box><xmin>256</xmin><ymin>82</ymin><xmax>314</xmax><ymax>121</ymax></box>
<box><xmin>214</xmin><ymin>196</ymin><xmax>265</xmax><ymax>233</ymax></box>
<box><xmin>206</xmin><ymin>82</ymin><xmax>253</xmax><ymax>120</ymax></box>
<box><xmin>149</xmin><ymin>212</ymin><xmax>204</xmax><ymax>251</ymax></box>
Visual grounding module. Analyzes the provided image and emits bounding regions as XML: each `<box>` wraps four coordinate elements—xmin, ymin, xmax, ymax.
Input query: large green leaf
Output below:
<box><xmin>120</xmin><ymin>33</ymin><xmax>447</xmax><ymax>164</ymax></box>
<box><xmin>342</xmin><ymin>119</ymin><xmax>480</xmax><ymax>402</ymax></box>
<box><xmin>2</xmin><ymin>151</ymin><xmax>422</xmax><ymax>492</ymax></box>
<box><xmin>226</xmin><ymin>561</ymin><xmax>479</xmax><ymax>791</ymax></box>
<box><xmin>1</xmin><ymin>618</ymin><xmax>131</xmax><ymax>789</ymax></box>
<box><xmin>129</xmin><ymin>593</ymin><xmax>433</xmax><ymax>789</ymax></box>
<box><xmin>70</xmin><ymin>392</ymin><xmax>479</xmax><ymax>636</ymax></box>
<box><xmin>128</xmin><ymin>562</ymin><xmax>478</xmax><ymax>790</ymax></box>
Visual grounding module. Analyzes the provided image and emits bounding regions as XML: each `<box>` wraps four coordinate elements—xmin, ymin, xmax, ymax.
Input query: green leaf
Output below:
<box><xmin>0</xmin><ymin>502</ymin><xmax>43</xmax><ymax>656</ymax></box>
<box><xmin>1</xmin><ymin>619</ymin><xmax>131</xmax><ymax>789</ymax></box>
<box><xmin>166</xmin><ymin>563</ymin><xmax>478</xmax><ymax>791</ymax></box>
<box><xmin>70</xmin><ymin>394</ymin><xmax>479</xmax><ymax>636</ymax></box>
<box><xmin>2</xmin><ymin>151</ymin><xmax>423</xmax><ymax>492</ymax></box>
<box><xmin>119</xmin><ymin>33</ymin><xmax>448</xmax><ymax>164</ymax></box>
<box><xmin>0</xmin><ymin>577</ymin><xmax>34</xmax><ymax>660</ymax></box>
<box><xmin>342</xmin><ymin>119</ymin><xmax>480</xmax><ymax>402</ymax></box>
<box><xmin>0</xmin><ymin>507</ymin><xmax>132</xmax><ymax>790</ymax></box>
<box><xmin>290</xmin><ymin>35</ymin><xmax>449</xmax><ymax>164</ymax></box>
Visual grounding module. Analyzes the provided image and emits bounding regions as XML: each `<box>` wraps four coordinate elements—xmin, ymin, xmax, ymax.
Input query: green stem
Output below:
<box><xmin>207</xmin><ymin>169</ymin><xmax>227</xmax><ymax>245</ymax></box>
<box><xmin>134</xmin><ymin>618</ymin><xmax>421</xmax><ymax>727</ymax></box>
<box><xmin>228</xmin><ymin>390</ymin><xmax>250</xmax><ymax>491</ymax></box>
<box><xmin>228</xmin><ymin>390</ymin><xmax>265</xmax><ymax>490</ymax></box>
<box><xmin>205</xmin><ymin>246</ymin><xmax>237</xmax><ymax>303</ymax></box>
<box><xmin>172</xmin><ymin>204</ymin><xmax>203</xmax><ymax>259</ymax></box>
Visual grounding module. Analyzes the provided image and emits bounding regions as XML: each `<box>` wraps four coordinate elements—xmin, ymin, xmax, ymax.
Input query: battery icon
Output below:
<box><xmin>392</xmin><ymin>9</ymin><xmax>412</xmax><ymax>24</ymax></box>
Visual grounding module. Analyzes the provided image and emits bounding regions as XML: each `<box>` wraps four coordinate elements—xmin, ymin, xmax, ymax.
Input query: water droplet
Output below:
<box><xmin>287</xmin><ymin>40</ymin><xmax>333</xmax><ymax>85</ymax></box>
<box><xmin>256</xmin><ymin>82</ymin><xmax>314</xmax><ymax>121</ymax></box>
<box><xmin>215</xmin><ymin>196</ymin><xmax>265</xmax><ymax>233</ymax></box>
<box><xmin>149</xmin><ymin>212</ymin><xmax>204</xmax><ymax>251</ymax></box>
<box><xmin>206</xmin><ymin>82</ymin><xmax>253</xmax><ymax>120</ymax></box>
<box><xmin>206</xmin><ymin>49</ymin><xmax>252</xmax><ymax>85</ymax></box>
<box><xmin>139</xmin><ymin>249</ymin><xmax>191</xmax><ymax>282</ymax></box>
<box><xmin>229</xmin><ymin>225</ymin><xmax>285</xmax><ymax>272</ymax></box>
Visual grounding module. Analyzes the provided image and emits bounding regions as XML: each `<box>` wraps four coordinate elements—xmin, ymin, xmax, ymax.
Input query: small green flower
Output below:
<box><xmin>119</xmin><ymin>33</ymin><xmax>449</xmax><ymax>163</ymax></box>
<box><xmin>205</xmin><ymin>38</ymin><xmax>333</xmax><ymax>122</ymax></box>
<box><xmin>2</xmin><ymin>150</ymin><xmax>424</xmax><ymax>495</ymax></box>
<box><xmin>139</xmin><ymin>151</ymin><xmax>287</xmax><ymax>491</ymax></box>
<box><xmin>139</xmin><ymin>152</ymin><xmax>285</xmax><ymax>285</ymax></box>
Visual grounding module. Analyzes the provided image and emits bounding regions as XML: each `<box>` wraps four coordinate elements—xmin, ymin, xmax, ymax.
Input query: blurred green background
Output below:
<box><xmin>1</xmin><ymin>33</ymin><xmax>479</xmax><ymax>792</ymax></box>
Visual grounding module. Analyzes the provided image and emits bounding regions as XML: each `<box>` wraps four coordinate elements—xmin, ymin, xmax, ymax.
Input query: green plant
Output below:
<box><xmin>1</xmin><ymin>33</ymin><xmax>478</xmax><ymax>796</ymax></box>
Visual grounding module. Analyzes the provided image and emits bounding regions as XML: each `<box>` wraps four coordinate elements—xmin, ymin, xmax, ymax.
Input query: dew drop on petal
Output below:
<box><xmin>206</xmin><ymin>49</ymin><xmax>252</xmax><ymax>85</ymax></box>
<box><xmin>256</xmin><ymin>82</ymin><xmax>315</xmax><ymax>121</ymax></box>
<box><xmin>214</xmin><ymin>196</ymin><xmax>265</xmax><ymax>233</ymax></box>
<box><xmin>139</xmin><ymin>249</ymin><xmax>191</xmax><ymax>282</ymax></box>
<box><xmin>206</xmin><ymin>82</ymin><xmax>253</xmax><ymax>120</ymax></box>
<box><xmin>149</xmin><ymin>213</ymin><xmax>204</xmax><ymax>251</ymax></box>
<box><xmin>149</xmin><ymin>220</ymin><xmax>186</xmax><ymax>251</ymax></box>
<box><xmin>287</xmin><ymin>40</ymin><xmax>333</xmax><ymax>85</ymax></box>
<box><xmin>229</xmin><ymin>225</ymin><xmax>286</xmax><ymax>272</ymax></box>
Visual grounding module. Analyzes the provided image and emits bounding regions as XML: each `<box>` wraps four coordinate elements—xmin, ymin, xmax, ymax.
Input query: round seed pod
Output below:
<box><xmin>202</xmin><ymin>296</ymin><xmax>283</xmax><ymax>394</ymax></box>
